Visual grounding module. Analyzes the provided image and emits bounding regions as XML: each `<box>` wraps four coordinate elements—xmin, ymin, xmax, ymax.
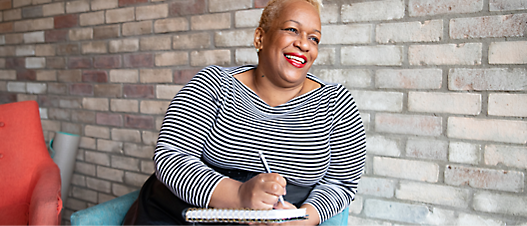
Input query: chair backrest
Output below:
<box><xmin>0</xmin><ymin>101</ymin><xmax>50</xmax><ymax>206</ymax></box>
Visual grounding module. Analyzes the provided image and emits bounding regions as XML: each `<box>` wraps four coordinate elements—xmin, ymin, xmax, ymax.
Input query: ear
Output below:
<box><xmin>254</xmin><ymin>27</ymin><xmax>265</xmax><ymax>51</ymax></box>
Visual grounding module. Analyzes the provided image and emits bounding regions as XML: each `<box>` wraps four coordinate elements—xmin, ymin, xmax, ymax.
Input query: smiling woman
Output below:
<box><xmin>123</xmin><ymin>0</ymin><xmax>366</xmax><ymax>225</ymax></box>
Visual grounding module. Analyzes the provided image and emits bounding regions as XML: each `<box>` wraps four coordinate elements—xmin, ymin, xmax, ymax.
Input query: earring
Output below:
<box><xmin>256</xmin><ymin>48</ymin><xmax>260</xmax><ymax>53</ymax></box>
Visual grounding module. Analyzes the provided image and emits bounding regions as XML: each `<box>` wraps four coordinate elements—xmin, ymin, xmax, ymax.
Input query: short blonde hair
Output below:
<box><xmin>258</xmin><ymin>0</ymin><xmax>322</xmax><ymax>32</ymax></box>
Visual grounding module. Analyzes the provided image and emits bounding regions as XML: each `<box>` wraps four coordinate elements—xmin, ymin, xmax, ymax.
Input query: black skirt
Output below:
<box><xmin>123</xmin><ymin>165</ymin><xmax>314</xmax><ymax>225</ymax></box>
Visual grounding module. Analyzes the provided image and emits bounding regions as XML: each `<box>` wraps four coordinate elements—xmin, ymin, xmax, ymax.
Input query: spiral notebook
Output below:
<box><xmin>183</xmin><ymin>208</ymin><xmax>308</xmax><ymax>223</ymax></box>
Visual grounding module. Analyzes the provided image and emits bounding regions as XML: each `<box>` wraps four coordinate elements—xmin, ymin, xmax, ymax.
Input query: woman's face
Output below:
<box><xmin>256</xmin><ymin>0</ymin><xmax>321</xmax><ymax>88</ymax></box>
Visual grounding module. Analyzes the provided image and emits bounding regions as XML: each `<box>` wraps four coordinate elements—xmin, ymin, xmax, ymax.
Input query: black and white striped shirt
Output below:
<box><xmin>154</xmin><ymin>65</ymin><xmax>366</xmax><ymax>222</ymax></box>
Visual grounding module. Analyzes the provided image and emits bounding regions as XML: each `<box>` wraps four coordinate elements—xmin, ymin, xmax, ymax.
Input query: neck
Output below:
<box><xmin>252</xmin><ymin>68</ymin><xmax>305</xmax><ymax>107</ymax></box>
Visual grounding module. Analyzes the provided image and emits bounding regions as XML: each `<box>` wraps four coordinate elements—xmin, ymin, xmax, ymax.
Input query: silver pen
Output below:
<box><xmin>258</xmin><ymin>150</ymin><xmax>286</xmax><ymax>206</ymax></box>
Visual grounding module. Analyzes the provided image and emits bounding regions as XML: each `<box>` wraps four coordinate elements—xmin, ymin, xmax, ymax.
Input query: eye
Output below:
<box><xmin>310</xmin><ymin>37</ymin><xmax>320</xmax><ymax>44</ymax></box>
<box><xmin>284</xmin><ymin>28</ymin><xmax>298</xmax><ymax>33</ymax></box>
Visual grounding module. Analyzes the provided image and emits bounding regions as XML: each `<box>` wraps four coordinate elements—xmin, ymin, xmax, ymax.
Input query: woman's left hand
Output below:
<box><xmin>250</xmin><ymin>202</ymin><xmax>319</xmax><ymax>226</ymax></box>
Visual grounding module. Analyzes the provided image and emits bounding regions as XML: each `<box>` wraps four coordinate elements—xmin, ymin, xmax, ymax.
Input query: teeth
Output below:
<box><xmin>285</xmin><ymin>54</ymin><xmax>306</xmax><ymax>64</ymax></box>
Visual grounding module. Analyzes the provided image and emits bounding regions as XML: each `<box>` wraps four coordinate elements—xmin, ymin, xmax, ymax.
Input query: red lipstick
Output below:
<box><xmin>284</xmin><ymin>52</ymin><xmax>307</xmax><ymax>68</ymax></box>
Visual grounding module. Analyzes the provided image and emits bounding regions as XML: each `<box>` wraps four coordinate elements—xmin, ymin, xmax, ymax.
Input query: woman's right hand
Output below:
<box><xmin>238</xmin><ymin>173</ymin><xmax>287</xmax><ymax>209</ymax></box>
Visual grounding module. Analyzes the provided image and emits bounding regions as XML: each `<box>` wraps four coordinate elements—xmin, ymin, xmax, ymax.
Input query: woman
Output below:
<box><xmin>124</xmin><ymin>0</ymin><xmax>366</xmax><ymax>225</ymax></box>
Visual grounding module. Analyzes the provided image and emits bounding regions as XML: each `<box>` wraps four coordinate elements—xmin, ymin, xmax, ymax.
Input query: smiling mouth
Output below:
<box><xmin>284</xmin><ymin>54</ymin><xmax>307</xmax><ymax>68</ymax></box>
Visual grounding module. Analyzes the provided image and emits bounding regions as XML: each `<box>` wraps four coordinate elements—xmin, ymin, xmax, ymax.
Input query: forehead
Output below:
<box><xmin>273</xmin><ymin>0</ymin><xmax>321</xmax><ymax>29</ymax></box>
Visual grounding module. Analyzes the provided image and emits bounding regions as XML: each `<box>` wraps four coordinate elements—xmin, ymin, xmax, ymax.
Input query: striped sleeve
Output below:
<box><xmin>153</xmin><ymin>66</ymin><xmax>227</xmax><ymax>207</ymax></box>
<box><xmin>303</xmin><ymin>86</ymin><xmax>367</xmax><ymax>223</ymax></box>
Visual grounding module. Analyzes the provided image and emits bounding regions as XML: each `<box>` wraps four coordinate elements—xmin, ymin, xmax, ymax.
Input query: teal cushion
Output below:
<box><xmin>319</xmin><ymin>207</ymin><xmax>349</xmax><ymax>226</ymax></box>
<box><xmin>70</xmin><ymin>190</ymin><xmax>140</xmax><ymax>226</ymax></box>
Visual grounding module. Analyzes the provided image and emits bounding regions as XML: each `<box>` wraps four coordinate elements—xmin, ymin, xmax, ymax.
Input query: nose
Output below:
<box><xmin>293</xmin><ymin>33</ymin><xmax>310</xmax><ymax>52</ymax></box>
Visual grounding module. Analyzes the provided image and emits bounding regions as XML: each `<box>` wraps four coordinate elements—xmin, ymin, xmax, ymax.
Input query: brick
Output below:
<box><xmin>347</xmin><ymin>216</ymin><xmax>391</xmax><ymax>226</ymax></box>
<box><xmin>47</xmin><ymin>108</ymin><xmax>69</xmax><ymax>120</ymax></box>
<box><xmin>364</xmin><ymin>199</ymin><xmax>455</xmax><ymax>224</ymax></box>
<box><xmin>123</xmin><ymin>84</ymin><xmax>153</xmax><ymax>99</ymax></box>
<box><xmin>349</xmin><ymin>196</ymin><xmax>363</xmax><ymax>215</ymax></box>
<box><xmin>69</xmin><ymin>28</ymin><xmax>93</xmax><ymax>41</ymax></box>
<box><xmin>140</xmin><ymin>100</ymin><xmax>169</xmax><ymax>114</ymax></box>
<box><xmin>94</xmin><ymin>84</ymin><xmax>121</xmax><ymax>97</ymax></box>
<box><xmin>82</xmin><ymin>70</ymin><xmax>107</xmax><ymax>83</ymax></box>
<box><xmin>209</xmin><ymin>0</ymin><xmax>250</xmax><ymax>12</ymax></box>
<box><xmin>97</xmin><ymin>166</ymin><xmax>124</xmax><ymax>182</ymax></box>
<box><xmin>86</xmin><ymin>177</ymin><xmax>111</xmax><ymax>193</ymax></box>
<box><xmin>43</xmin><ymin>3</ymin><xmax>65</xmax><ymax>16</ymax></box>
<box><xmin>409</xmin><ymin>43</ymin><xmax>482</xmax><ymax>65</ymax></box>
<box><xmin>80</xmin><ymin>11</ymin><xmax>104</xmax><ymax>26</ymax></box>
<box><xmin>33</xmin><ymin>0</ymin><xmax>52</xmax><ymax>5</ymax></box>
<box><xmin>124</xmin><ymin>172</ymin><xmax>149</xmax><ymax>187</ymax></box>
<box><xmin>445</xmin><ymin>165</ymin><xmax>524</xmax><ymax>192</ymax></box>
<box><xmin>122</xmin><ymin>21</ymin><xmax>151</xmax><ymax>36</ymax></box>
<box><xmin>376</xmin><ymin>113</ymin><xmax>442</xmax><ymax>136</ymax></box>
<box><xmin>449</xmin><ymin>142</ymin><xmax>481</xmax><ymax>165</ymax></box>
<box><xmin>489</xmin><ymin>41</ymin><xmax>527</xmax><ymax>64</ymax></box>
<box><xmin>68</xmin><ymin>57</ymin><xmax>91</xmax><ymax>69</ymax></box>
<box><xmin>5</xmin><ymin>33</ymin><xmax>22</xmax><ymax>45</ymax></box>
<box><xmin>0</xmin><ymin>22</ymin><xmax>13</xmax><ymax>33</ymax></box>
<box><xmin>59</xmin><ymin>98</ymin><xmax>83</xmax><ymax>109</ymax></box>
<box><xmin>406</xmin><ymin>138</ymin><xmax>447</xmax><ymax>160</ymax></box>
<box><xmin>140</xmin><ymin>36</ymin><xmax>171</xmax><ymax>51</ymax></box>
<box><xmin>0</xmin><ymin>0</ymin><xmax>11</xmax><ymax>10</ymax></box>
<box><xmin>82</xmin><ymin>41</ymin><xmax>107</xmax><ymax>54</ymax></box>
<box><xmin>450</xmin><ymin>14</ymin><xmax>527</xmax><ymax>39</ymax></box>
<box><xmin>490</xmin><ymin>0</ymin><xmax>527</xmax><ymax>11</ymax></box>
<box><xmin>97</xmin><ymin>139</ymin><xmax>123</xmax><ymax>153</ymax></box>
<box><xmin>342</xmin><ymin>0</ymin><xmax>404</xmax><ymax>22</ymax></box>
<box><xmin>54</xmin><ymin>14</ymin><xmax>78</xmax><ymax>29</ymax></box>
<box><xmin>111</xmin><ymin>128</ymin><xmax>140</xmax><ymax>142</ymax></box>
<box><xmin>350</xmin><ymin>90</ymin><xmax>403</xmax><ymax>112</ymax></box>
<box><xmin>0</xmin><ymin>59</ymin><xmax>4</xmax><ymax>68</ymax></box>
<box><xmin>16</xmin><ymin>69</ymin><xmax>36</xmax><ymax>81</ymax></box>
<box><xmin>173</xmin><ymin>32</ymin><xmax>210</xmax><ymax>49</ymax></box>
<box><xmin>409</xmin><ymin>0</ymin><xmax>484</xmax><ymax>17</ymax></box>
<box><xmin>136</xmin><ymin>4</ymin><xmax>168</xmax><ymax>21</ymax></box>
<box><xmin>16</xmin><ymin>45</ymin><xmax>35</xmax><ymax>57</ymax></box>
<box><xmin>58</xmin><ymin>70</ymin><xmax>82</xmax><ymax>82</ymax></box>
<box><xmin>45</xmin><ymin>30</ymin><xmax>69</xmax><ymax>43</ymax></box>
<box><xmin>91</xmin><ymin>0</ymin><xmax>118</xmax><ymax>11</ymax></box>
<box><xmin>98</xmin><ymin>193</ymin><xmax>116</xmax><ymax>204</ymax></box>
<box><xmin>341</xmin><ymin>46</ymin><xmax>403</xmax><ymax>66</ymax></box>
<box><xmin>7</xmin><ymin>82</ymin><xmax>26</xmax><ymax>93</ymax></box>
<box><xmin>154</xmin><ymin>18</ymin><xmax>188</xmax><ymax>33</ymax></box>
<box><xmin>111</xmin><ymin>155</ymin><xmax>140</xmax><ymax>172</ymax></box>
<box><xmin>485</xmin><ymin>144</ymin><xmax>527</xmax><ymax>170</ymax></box>
<box><xmin>235</xmin><ymin>9</ymin><xmax>263</xmax><ymax>28</ymax></box>
<box><xmin>169</xmin><ymin>0</ymin><xmax>206</xmax><ymax>16</ymax></box>
<box><xmin>96</xmin><ymin>112</ymin><xmax>122</xmax><ymax>126</ymax></box>
<box><xmin>155</xmin><ymin>52</ymin><xmax>188</xmax><ymax>66</ymax></box>
<box><xmin>322</xmin><ymin>24</ymin><xmax>371</xmax><ymax>45</ymax></box>
<box><xmin>35</xmin><ymin>44</ymin><xmax>55</xmax><ymax>56</ymax></box>
<box><xmin>215</xmin><ymin>29</ymin><xmax>258</xmax><ymax>47</ymax></box>
<box><xmin>46</xmin><ymin>57</ymin><xmax>65</xmax><ymax>69</ymax></box>
<box><xmin>70</xmin><ymin>83</ymin><xmax>93</xmax><ymax>96</ymax></box>
<box><xmin>26</xmin><ymin>83</ymin><xmax>46</xmax><ymax>94</ymax></box>
<box><xmin>109</xmin><ymin>69</ymin><xmax>138</xmax><ymax>83</ymax></box>
<box><xmin>0</xmin><ymin>70</ymin><xmax>17</xmax><ymax>80</ymax></box>
<box><xmin>447</xmin><ymin>117</ymin><xmax>527</xmax><ymax>144</ymax></box>
<box><xmin>190</xmin><ymin>49</ymin><xmax>230</xmax><ymax>66</ymax></box>
<box><xmin>71</xmin><ymin>110</ymin><xmax>95</xmax><ymax>123</ymax></box>
<box><xmin>118</xmin><ymin>0</ymin><xmax>148</xmax><ymax>7</ymax></box>
<box><xmin>17</xmin><ymin>94</ymin><xmax>38</xmax><ymax>102</ymax></box>
<box><xmin>112</xmin><ymin>183</ymin><xmax>136</xmax><ymax>196</ymax></box>
<box><xmin>235</xmin><ymin>48</ymin><xmax>259</xmax><ymax>65</ymax></box>
<box><xmin>489</xmin><ymin>93</ymin><xmax>527</xmax><ymax>117</ymax></box>
<box><xmin>94</xmin><ymin>55</ymin><xmax>121</xmax><ymax>69</ymax></box>
<box><xmin>139</xmin><ymin>69</ymin><xmax>172</xmax><ymax>83</ymax></box>
<box><xmin>26</xmin><ymin>57</ymin><xmax>46</xmax><ymax>69</ymax></box>
<box><xmin>111</xmin><ymin>99</ymin><xmax>138</xmax><ymax>112</ymax></box>
<box><xmin>66</xmin><ymin>0</ymin><xmax>90</xmax><ymax>13</ymax></box>
<box><xmin>377</xmin><ymin>20</ymin><xmax>442</xmax><ymax>43</ymax></box>
<box><xmin>36</xmin><ymin>70</ymin><xmax>56</xmax><ymax>81</ymax></box>
<box><xmin>315</xmin><ymin>48</ymin><xmax>336</xmax><ymax>66</ymax></box>
<box><xmin>141</xmin><ymin>160</ymin><xmax>155</xmax><ymax>173</ymax></box>
<box><xmin>191</xmin><ymin>13</ymin><xmax>230</xmax><ymax>30</ymax></box>
<box><xmin>396</xmin><ymin>181</ymin><xmax>470</xmax><ymax>207</ymax></box>
<box><xmin>319</xmin><ymin>3</ymin><xmax>338</xmax><ymax>24</ymax></box>
<box><xmin>142</xmin><ymin>131</ymin><xmax>158</xmax><ymax>145</ymax></box>
<box><xmin>358</xmin><ymin>177</ymin><xmax>396</xmax><ymax>198</ymax></box>
<box><xmin>123</xmin><ymin>53</ymin><xmax>153</xmax><ymax>68</ymax></box>
<box><xmin>408</xmin><ymin>92</ymin><xmax>481</xmax><ymax>115</ymax></box>
<box><xmin>22</xmin><ymin>6</ymin><xmax>43</xmax><ymax>19</ymax></box>
<box><xmin>47</xmin><ymin>83</ymin><xmax>67</xmax><ymax>94</ymax></box>
<box><xmin>4</xmin><ymin>9</ymin><xmax>21</xmax><ymax>21</ymax></box>
<box><xmin>0</xmin><ymin>46</ymin><xmax>15</xmax><ymax>57</ymax></box>
<box><xmin>375</xmin><ymin>69</ymin><xmax>442</xmax><ymax>89</ymax></box>
<box><xmin>93</xmin><ymin>25</ymin><xmax>119</xmax><ymax>39</ymax></box>
<box><xmin>75</xmin><ymin>162</ymin><xmax>96</xmax><ymax>176</ymax></box>
<box><xmin>156</xmin><ymin>85</ymin><xmax>183</xmax><ymax>100</ymax></box>
<box><xmin>456</xmin><ymin>213</ymin><xmax>507</xmax><ymax>226</ymax></box>
<box><xmin>79</xmin><ymin>137</ymin><xmax>96</xmax><ymax>150</ymax></box>
<box><xmin>82</xmin><ymin>97</ymin><xmax>108</xmax><ymax>111</ymax></box>
<box><xmin>0</xmin><ymin>92</ymin><xmax>17</xmax><ymax>104</ymax></box>
<box><xmin>56</xmin><ymin>43</ymin><xmax>79</xmax><ymax>55</ymax></box>
<box><xmin>65</xmin><ymin>198</ymin><xmax>87</xmax><ymax>211</ymax></box>
<box><xmin>449</xmin><ymin>68</ymin><xmax>527</xmax><ymax>91</ymax></box>
<box><xmin>85</xmin><ymin>125</ymin><xmax>110</xmax><ymax>139</ymax></box>
<box><xmin>109</xmin><ymin>39</ymin><xmax>139</xmax><ymax>53</ymax></box>
<box><xmin>374</xmin><ymin>157</ymin><xmax>439</xmax><ymax>182</ymax></box>
<box><xmin>124</xmin><ymin>143</ymin><xmax>153</xmax><ymax>158</ymax></box>
<box><xmin>174</xmin><ymin>69</ymin><xmax>200</xmax><ymax>84</ymax></box>
<box><xmin>71</xmin><ymin>187</ymin><xmax>97</xmax><ymax>203</ymax></box>
<box><xmin>106</xmin><ymin>7</ymin><xmax>134</xmax><ymax>24</ymax></box>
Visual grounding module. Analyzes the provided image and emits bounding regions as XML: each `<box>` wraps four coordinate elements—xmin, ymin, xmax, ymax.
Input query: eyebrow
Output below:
<box><xmin>284</xmin><ymin>19</ymin><xmax>322</xmax><ymax>34</ymax></box>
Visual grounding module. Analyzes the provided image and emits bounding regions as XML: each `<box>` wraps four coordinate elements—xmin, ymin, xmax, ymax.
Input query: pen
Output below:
<box><xmin>258</xmin><ymin>150</ymin><xmax>286</xmax><ymax>206</ymax></box>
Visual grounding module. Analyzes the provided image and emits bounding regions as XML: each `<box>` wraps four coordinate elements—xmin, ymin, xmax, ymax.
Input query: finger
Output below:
<box><xmin>273</xmin><ymin>201</ymin><xmax>296</xmax><ymax>210</ymax></box>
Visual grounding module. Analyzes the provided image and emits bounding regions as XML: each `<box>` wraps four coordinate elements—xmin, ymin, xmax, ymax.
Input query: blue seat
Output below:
<box><xmin>70</xmin><ymin>190</ymin><xmax>348</xmax><ymax>226</ymax></box>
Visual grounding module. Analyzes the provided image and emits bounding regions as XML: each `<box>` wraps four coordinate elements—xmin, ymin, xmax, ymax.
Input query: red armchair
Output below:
<box><xmin>0</xmin><ymin>100</ymin><xmax>62</xmax><ymax>225</ymax></box>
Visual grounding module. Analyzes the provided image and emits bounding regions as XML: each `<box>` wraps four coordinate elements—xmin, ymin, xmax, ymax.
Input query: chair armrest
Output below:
<box><xmin>70</xmin><ymin>190</ymin><xmax>140</xmax><ymax>226</ymax></box>
<box><xmin>28</xmin><ymin>162</ymin><xmax>62</xmax><ymax>225</ymax></box>
<box><xmin>319</xmin><ymin>207</ymin><xmax>349</xmax><ymax>226</ymax></box>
